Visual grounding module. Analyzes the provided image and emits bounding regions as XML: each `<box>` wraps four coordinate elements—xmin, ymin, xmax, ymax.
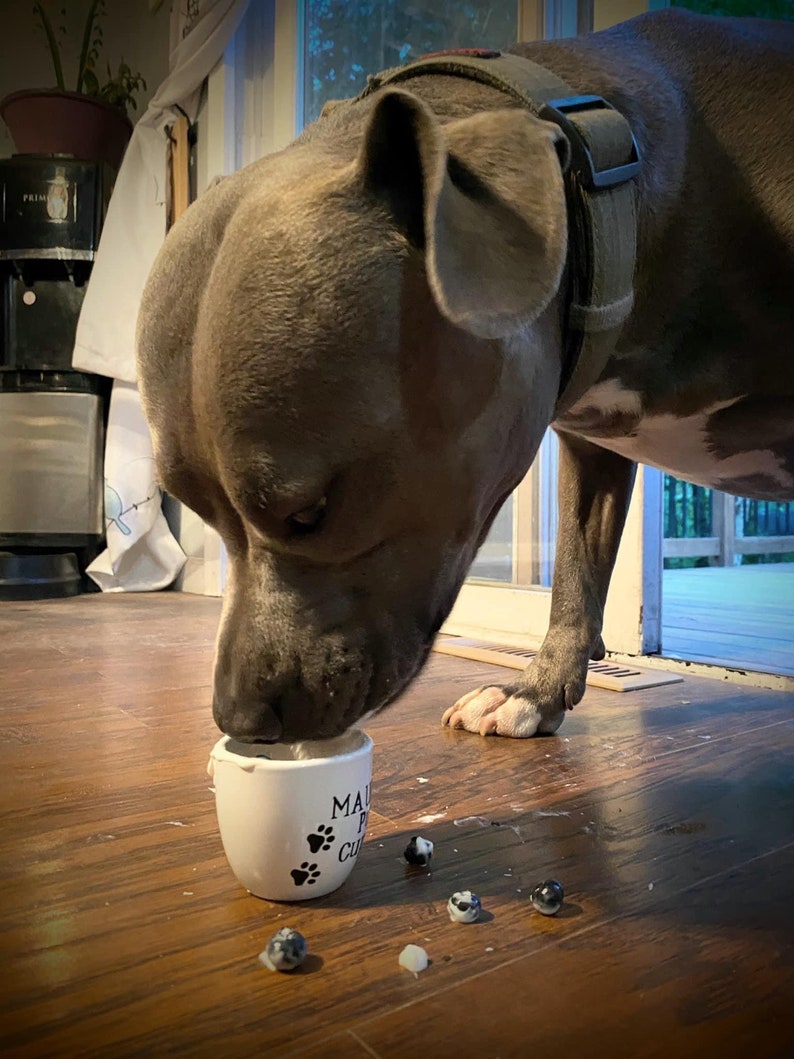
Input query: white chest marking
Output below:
<box><xmin>567</xmin><ymin>379</ymin><xmax>643</xmax><ymax>418</ymax></box>
<box><xmin>563</xmin><ymin>382</ymin><xmax>794</xmax><ymax>492</ymax></box>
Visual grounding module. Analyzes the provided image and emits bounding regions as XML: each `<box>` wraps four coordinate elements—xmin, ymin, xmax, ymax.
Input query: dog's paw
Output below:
<box><xmin>441</xmin><ymin>685</ymin><xmax>564</xmax><ymax>738</ymax></box>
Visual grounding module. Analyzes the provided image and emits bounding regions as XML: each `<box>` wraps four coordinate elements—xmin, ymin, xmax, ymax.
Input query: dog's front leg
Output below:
<box><xmin>442</xmin><ymin>432</ymin><xmax>636</xmax><ymax>737</ymax></box>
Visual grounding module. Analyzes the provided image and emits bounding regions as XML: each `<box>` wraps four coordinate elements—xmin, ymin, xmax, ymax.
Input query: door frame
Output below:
<box><xmin>445</xmin><ymin>466</ymin><xmax>663</xmax><ymax>657</ymax></box>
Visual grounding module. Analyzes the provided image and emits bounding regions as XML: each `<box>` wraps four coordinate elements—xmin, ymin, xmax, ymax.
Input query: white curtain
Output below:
<box><xmin>73</xmin><ymin>0</ymin><xmax>250</xmax><ymax>591</ymax></box>
<box><xmin>85</xmin><ymin>381</ymin><xmax>186</xmax><ymax>592</ymax></box>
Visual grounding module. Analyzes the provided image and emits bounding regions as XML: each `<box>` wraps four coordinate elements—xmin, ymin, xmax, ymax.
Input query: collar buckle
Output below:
<box><xmin>540</xmin><ymin>95</ymin><xmax>641</xmax><ymax>189</ymax></box>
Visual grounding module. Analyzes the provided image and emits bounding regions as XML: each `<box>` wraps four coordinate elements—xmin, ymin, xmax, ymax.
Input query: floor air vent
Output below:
<box><xmin>433</xmin><ymin>637</ymin><xmax>683</xmax><ymax>692</ymax></box>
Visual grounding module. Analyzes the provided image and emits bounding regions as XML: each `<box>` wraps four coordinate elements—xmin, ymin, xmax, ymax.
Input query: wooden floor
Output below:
<box><xmin>663</xmin><ymin>564</ymin><xmax>794</xmax><ymax>676</ymax></box>
<box><xmin>1</xmin><ymin>594</ymin><xmax>792</xmax><ymax>1058</ymax></box>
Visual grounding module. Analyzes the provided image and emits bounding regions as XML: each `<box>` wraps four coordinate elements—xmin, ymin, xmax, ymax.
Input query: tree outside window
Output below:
<box><xmin>303</xmin><ymin>1</ymin><xmax>518</xmax><ymax>124</ymax></box>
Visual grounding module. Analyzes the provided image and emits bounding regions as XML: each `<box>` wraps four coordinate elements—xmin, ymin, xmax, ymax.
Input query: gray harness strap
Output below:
<box><xmin>361</xmin><ymin>51</ymin><xmax>575</xmax><ymax>107</ymax></box>
<box><xmin>355</xmin><ymin>51</ymin><xmax>641</xmax><ymax>416</ymax></box>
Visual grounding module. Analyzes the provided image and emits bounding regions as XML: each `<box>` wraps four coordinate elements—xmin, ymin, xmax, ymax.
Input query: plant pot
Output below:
<box><xmin>0</xmin><ymin>89</ymin><xmax>133</xmax><ymax>170</ymax></box>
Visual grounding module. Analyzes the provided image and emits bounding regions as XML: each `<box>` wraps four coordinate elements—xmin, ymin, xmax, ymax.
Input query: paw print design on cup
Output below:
<box><xmin>306</xmin><ymin>824</ymin><xmax>335</xmax><ymax>853</ymax></box>
<box><xmin>290</xmin><ymin>862</ymin><xmax>321</xmax><ymax>886</ymax></box>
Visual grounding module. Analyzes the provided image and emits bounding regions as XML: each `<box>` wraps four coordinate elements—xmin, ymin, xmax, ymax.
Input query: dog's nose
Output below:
<box><xmin>212</xmin><ymin>694</ymin><xmax>283</xmax><ymax>743</ymax></box>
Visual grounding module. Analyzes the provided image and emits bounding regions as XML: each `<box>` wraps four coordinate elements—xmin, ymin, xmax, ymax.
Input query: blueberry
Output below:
<box><xmin>404</xmin><ymin>835</ymin><xmax>434</xmax><ymax>867</ymax></box>
<box><xmin>260</xmin><ymin>927</ymin><xmax>307</xmax><ymax>972</ymax></box>
<box><xmin>530</xmin><ymin>879</ymin><xmax>564</xmax><ymax>916</ymax></box>
<box><xmin>448</xmin><ymin>890</ymin><xmax>482</xmax><ymax>923</ymax></box>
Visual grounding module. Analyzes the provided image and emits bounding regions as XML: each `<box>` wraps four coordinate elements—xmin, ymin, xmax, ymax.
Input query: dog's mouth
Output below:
<box><xmin>218</xmin><ymin>628</ymin><xmax>439</xmax><ymax>745</ymax></box>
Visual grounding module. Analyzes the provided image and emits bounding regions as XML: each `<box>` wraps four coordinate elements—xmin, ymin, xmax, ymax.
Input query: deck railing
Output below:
<box><xmin>663</xmin><ymin>479</ymin><xmax>794</xmax><ymax>566</ymax></box>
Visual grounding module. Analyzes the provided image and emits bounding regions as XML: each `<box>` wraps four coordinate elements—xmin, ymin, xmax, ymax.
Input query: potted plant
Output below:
<box><xmin>0</xmin><ymin>1</ymin><xmax>148</xmax><ymax>170</ymax></box>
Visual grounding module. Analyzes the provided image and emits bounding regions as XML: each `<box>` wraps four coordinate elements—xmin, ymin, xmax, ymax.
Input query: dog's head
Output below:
<box><xmin>138</xmin><ymin>89</ymin><xmax>568</xmax><ymax>741</ymax></box>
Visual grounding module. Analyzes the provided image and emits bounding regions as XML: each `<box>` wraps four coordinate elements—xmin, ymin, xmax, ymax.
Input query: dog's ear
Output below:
<box><xmin>358</xmin><ymin>88</ymin><xmax>568</xmax><ymax>339</ymax></box>
<box><xmin>358</xmin><ymin>88</ymin><xmax>442</xmax><ymax>251</ymax></box>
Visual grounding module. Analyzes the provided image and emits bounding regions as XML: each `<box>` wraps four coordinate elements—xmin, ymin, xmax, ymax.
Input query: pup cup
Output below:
<box><xmin>208</xmin><ymin>729</ymin><xmax>373</xmax><ymax>901</ymax></box>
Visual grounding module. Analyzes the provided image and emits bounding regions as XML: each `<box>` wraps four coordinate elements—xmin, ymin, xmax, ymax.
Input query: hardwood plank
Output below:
<box><xmin>0</xmin><ymin>595</ymin><xmax>792</xmax><ymax>1058</ymax></box>
<box><xmin>352</xmin><ymin>843</ymin><xmax>794</xmax><ymax>1059</ymax></box>
<box><xmin>661</xmin><ymin>638</ymin><xmax>794</xmax><ymax>676</ymax></box>
<box><xmin>298</xmin><ymin>1033</ymin><xmax>380</xmax><ymax>1058</ymax></box>
<box><xmin>663</xmin><ymin>564</ymin><xmax>794</xmax><ymax>676</ymax></box>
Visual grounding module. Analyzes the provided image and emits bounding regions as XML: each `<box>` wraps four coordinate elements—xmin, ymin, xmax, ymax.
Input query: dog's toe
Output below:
<box><xmin>477</xmin><ymin>694</ymin><xmax>545</xmax><ymax>737</ymax></box>
<box><xmin>441</xmin><ymin>685</ymin><xmax>507</xmax><ymax>730</ymax></box>
<box><xmin>442</xmin><ymin>685</ymin><xmax>566</xmax><ymax>738</ymax></box>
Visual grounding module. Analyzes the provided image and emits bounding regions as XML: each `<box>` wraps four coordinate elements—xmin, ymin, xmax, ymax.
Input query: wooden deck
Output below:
<box><xmin>1</xmin><ymin>593</ymin><xmax>792</xmax><ymax>1058</ymax></box>
<box><xmin>663</xmin><ymin>564</ymin><xmax>794</xmax><ymax>676</ymax></box>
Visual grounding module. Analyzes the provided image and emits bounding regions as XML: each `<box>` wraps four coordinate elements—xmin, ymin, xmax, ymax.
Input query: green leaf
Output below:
<box><xmin>33</xmin><ymin>2</ymin><xmax>65</xmax><ymax>91</ymax></box>
<box><xmin>77</xmin><ymin>0</ymin><xmax>104</xmax><ymax>92</ymax></box>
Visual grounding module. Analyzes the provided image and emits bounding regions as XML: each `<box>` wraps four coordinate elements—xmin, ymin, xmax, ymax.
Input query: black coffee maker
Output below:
<box><xmin>0</xmin><ymin>155</ymin><xmax>112</xmax><ymax>599</ymax></box>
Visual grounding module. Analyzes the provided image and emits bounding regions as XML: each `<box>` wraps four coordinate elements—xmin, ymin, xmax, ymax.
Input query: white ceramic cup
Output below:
<box><xmin>207</xmin><ymin>728</ymin><xmax>373</xmax><ymax>901</ymax></box>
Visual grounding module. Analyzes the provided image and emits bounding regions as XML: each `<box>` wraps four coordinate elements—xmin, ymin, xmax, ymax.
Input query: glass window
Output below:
<box><xmin>303</xmin><ymin>1</ymin><xmax>519</xmax><ymax>125</ymax></box>
<box><xmin>469</xmin><ymin>495</ymin><xmax>514</xmax><ymax>582</ymax></box>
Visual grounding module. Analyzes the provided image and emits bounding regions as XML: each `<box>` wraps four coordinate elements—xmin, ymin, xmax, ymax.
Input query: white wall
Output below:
<box><xmin>0</xmin><ymin>0</ymin><xmax>171</xmax><ymax>158</ymax></box>
<box><xmin>594</xmin><ymin>0</ymin><xmax>656</xmax><ymax>31</ymax></box>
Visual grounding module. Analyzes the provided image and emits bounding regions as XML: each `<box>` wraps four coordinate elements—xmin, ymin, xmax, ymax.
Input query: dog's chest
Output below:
<box><xmin>556</xmin><ymin>380</ymin><xmax>794</xmax><ymax>498</ymax></box>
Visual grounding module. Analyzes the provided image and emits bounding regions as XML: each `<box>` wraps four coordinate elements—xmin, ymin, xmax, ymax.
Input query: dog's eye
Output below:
<box><xmin>286</xmin><ymin>497</ymin><xmax>327</xmax><ymax>534</ymax></box>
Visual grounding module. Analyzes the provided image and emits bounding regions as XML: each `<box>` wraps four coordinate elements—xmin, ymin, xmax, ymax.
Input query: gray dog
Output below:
<box><xmin>137</xmin><ymin>9</ymin><xmax>793</xmax><ymax>743</ymax></box>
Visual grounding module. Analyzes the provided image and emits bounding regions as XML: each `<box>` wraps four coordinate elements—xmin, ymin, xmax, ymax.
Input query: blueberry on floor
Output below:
<box><xmin>259</xmin><ymin>928</ymin><xmax>307</xmax><ymax>972</ymax></box>
<box><xmin>404</xmin><ymin>835</ymin><xmax>434</xmax><ymax>867</ymax></box>
<box><xmin>530</xmin><ymin>879</ymin><xmax>564</xmax><ymax>916</ymax></box>
<box><xmin>448</xmin><ymin>890</ymin><xmax>482</xmax><ymax>923</ymax></box>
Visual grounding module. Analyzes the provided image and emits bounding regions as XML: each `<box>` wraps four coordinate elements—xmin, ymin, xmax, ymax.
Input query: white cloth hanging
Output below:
<box><xmin>86</xmin><ymin>381</ymin><xmax>187</xmax><ymax>592</ymax></box>
<box><xmin>74</xmin><ymin>0</ymin><xmax>250</xmax><ymax>382</ymax></box>
<box><xmin>76</xmin><ymin>0</ymin><xmax>250</xmax><ymax>591</ymax></box>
